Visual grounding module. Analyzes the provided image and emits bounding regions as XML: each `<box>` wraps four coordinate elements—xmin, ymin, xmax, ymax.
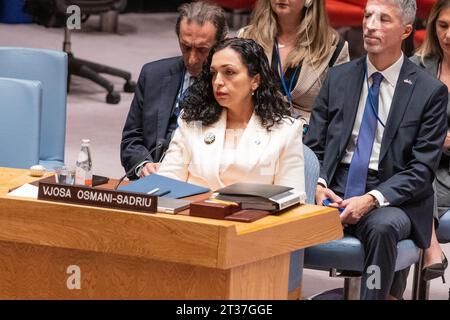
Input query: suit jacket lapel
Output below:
<box><xmin>273</xmin><ymin>34</ymin><xmax>339</xmax><ymax>98</ymax></box>
<box><xmin>293</xmin><ymin>56</ymin><xmax>328</xmax><ymax>97</ymax></box>
<box><xmin>422</xmin><ymin>56</ymin><xmax>440</xmax><ymax>77</ymax></box>
<box><xmin>197</xmin><ymin>110</ymin><xmax>227</xmax><ymax>187</ymax></box>
<box><xmin>379</xmin><ymin>59</ymin><xmax>417</xmax><ymax>162</ymax></box>
<box><xmin>157</xmin><ymin>63</ymin><xmax>184</xmax><ymax>141</ymax></box>
<box><xmin>339</xmin><ymin>58</ymin><xmax>366</xmax><ymax>154</ymax></box>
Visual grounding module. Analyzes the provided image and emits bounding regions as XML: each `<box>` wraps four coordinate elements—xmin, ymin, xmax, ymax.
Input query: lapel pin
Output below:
<box><xmin>204</xmin><ymin>132</ymin><xmax>215</xmax><ymax>144</ymax></box>
<box><xmin>403</xmin><ymin>79</ymin><xmax>412</xmax><ymax>85</ymax></box>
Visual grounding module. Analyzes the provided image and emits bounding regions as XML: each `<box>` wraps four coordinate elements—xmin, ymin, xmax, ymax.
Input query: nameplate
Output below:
<box><xmin>37</xmin><ymin>181</ymin><xmax>157</xmax><ymax>214</ymax></box>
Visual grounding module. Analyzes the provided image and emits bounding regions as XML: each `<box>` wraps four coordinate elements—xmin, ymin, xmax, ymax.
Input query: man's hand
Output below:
<box><xmin>140</xmin><ymin>162</ymin><xmax>160</xmax><ymax>177</ymax></box>
<box><xmin>315</xmin><ymin>184</ymin><xmax>343</xmax><ymax>208</ymax></box>
<box><xmin>443</xmin><ymin>131</ymin><xmax>450</xmax><ymax>150</ymax></box>
<box><xmin>339</xmin><ymin>194</ymin><xmax>376</xmax><ymax>225</ymax></box>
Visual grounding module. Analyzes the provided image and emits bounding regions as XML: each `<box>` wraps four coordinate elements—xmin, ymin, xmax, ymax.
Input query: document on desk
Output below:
<box><xmin>118</xmin><ymin>174</ymin><xmax>210</xmax><ymax>199</ymax></box>
<box><xmin>215</xmin><ymin>183</ymin><xmax>306</xmax><ymax>212</ymax></box>
<box><xmin>8</xmin><ymin>183</ymin><xmax>38</xmax><ymax>199</ymax></box>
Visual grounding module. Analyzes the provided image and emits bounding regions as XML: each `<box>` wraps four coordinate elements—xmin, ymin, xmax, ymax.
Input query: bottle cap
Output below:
<box><xmin>29</xmin><ymin>164</ymin><xmax>46</xmax><ymax>177</ymax></box>
<box><xmin>81</xmin><ymin>138</ymin><xmax>90</xmax><ymax>145</ymax></box>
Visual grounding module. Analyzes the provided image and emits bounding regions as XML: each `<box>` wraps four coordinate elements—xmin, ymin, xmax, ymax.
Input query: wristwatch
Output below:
<box><xmin>368</xmin><ymin>193</ymin><xmax>381</xmax><ymax>208</ymax></box>
<box><xmin>317</xmin><ymin>181</ymin><xmax>327</xmax><ymax>188</ymax></box>
<box><xmin>374</xmin><ymin>197</ymin><xmax>382</xmax><ymax>208</ymax></box>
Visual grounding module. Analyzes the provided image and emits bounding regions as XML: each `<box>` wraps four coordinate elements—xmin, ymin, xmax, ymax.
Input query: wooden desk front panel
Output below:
<box><xmin>0</xmin><ymin>241</ymin><xmax>289</xmax><ymax>299</ymax></box>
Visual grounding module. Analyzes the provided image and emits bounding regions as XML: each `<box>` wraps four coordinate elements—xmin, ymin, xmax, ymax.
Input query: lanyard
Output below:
<box><xmin>274</xmin><ymin>42</ymin><xmax>300</xmax><ymax>106</ymax></box>
<box><xmin>364</xmin><ymin>62</ymin><xmax>386</xmax><ymax>128</ymax></box>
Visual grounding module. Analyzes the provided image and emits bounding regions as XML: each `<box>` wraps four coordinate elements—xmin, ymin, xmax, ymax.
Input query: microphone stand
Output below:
<box><xmin>114</xmin><ymin>139</ymin><xmax>167</xmax><ymax>190</ymax></box>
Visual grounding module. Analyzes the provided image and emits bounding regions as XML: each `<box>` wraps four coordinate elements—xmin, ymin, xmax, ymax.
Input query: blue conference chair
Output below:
<box><xmin>437</xmin><ymin>210</ymin><xmax>450</xmax><ymax>243</ymax></box>
<box><xmin>0</xmin><ymin>47</ymin><xmax>68</xmax><ymax>170</ymax></box>
<box><xmin>415</xmin><ymin>209</ymin><xmax>450</xmax><ymax>299</ymax></box>
<box><xmin>305</xmin><ymin>235</ymin><xmax>421</xmax><ymax>299</ymax></box>
<box><xmin>0</xmin><ymin>77</ymin><xmax>42</xmax><ymax>169</ymax></box>
<box><xmin>288</xmin><ymin>144</ymin><xmax>321</xmax><ymax>299</ymax></box>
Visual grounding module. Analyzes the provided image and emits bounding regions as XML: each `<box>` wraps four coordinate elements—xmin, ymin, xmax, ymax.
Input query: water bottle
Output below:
<box><xmin>75</xmin><ymin>139</ymin><xmax>92</xmax><ymax>186</ymax></box>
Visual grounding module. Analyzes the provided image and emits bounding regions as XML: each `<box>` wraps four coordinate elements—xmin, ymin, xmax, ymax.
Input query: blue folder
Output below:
<box><xmin>118</xmin><ymin>174</ymin><xmax>210</xmax><ymax>199</ymax></box>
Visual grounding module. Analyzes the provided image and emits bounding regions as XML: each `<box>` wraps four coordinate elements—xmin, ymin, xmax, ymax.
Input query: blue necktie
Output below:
<box><xmin>344</xmin><ymin>72</ymin><xmax>384</xmax><ymax>199</ymax></box>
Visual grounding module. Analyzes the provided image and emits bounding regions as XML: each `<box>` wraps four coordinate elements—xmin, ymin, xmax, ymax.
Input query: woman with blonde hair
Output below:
<box><xmin>239</xmin><ymin>0</ymin><xmax>349</xmax><ymax>125</ymax></box>
<box><xmin>411</xmin><ymin>0</ymin><xmax>449</xmax><ymax>283</ymax></box>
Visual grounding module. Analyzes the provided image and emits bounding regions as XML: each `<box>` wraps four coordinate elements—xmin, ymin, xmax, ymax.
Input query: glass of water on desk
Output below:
<box><xmin>55</xmin><ymin>166</ymin><xmax>75</xmax><ymax>185</ymax></box>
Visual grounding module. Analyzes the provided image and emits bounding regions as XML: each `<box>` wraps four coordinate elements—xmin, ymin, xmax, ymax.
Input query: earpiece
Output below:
<box><xmin>303</xmin><ymin>0</ymin><xmax>322</xmax><ymax>88</ymax></box>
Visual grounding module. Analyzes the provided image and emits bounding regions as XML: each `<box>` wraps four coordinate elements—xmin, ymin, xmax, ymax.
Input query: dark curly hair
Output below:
<box><xmin>180</xmin><ymin>37</ymin><xmax>290</xmax><ymax>130</ymax></box>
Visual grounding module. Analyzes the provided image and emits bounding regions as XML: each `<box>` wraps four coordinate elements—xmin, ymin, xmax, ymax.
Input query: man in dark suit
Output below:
<box><xmin>120</xmin><ymin>1</ymin><xmax>227</xmax><ymax>179</ymax></box>
<box><xmin>304</xmin><ymin>0</ymin><xmax>448</xmax><ymax>299</ymax></box>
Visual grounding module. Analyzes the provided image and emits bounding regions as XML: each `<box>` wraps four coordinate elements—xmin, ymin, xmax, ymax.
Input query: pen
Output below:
<box><xmin>157</xmin><ymin>190</ymin><xmax>170</xmax><ymax>197</ymax></box>
<box><xmin>147</xmin><ymin>188</ymin><xmax>159</xmax><ymax>195</ymax></box>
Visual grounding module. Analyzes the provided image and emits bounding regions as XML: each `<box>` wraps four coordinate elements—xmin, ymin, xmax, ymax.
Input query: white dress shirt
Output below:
<box><xmin>319</xmin><ymin>54</ymin><xmax>404</xmax><ymax>206</ymax></box>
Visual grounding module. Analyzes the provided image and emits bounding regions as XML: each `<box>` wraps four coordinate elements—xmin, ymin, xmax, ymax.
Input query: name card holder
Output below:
<box><xmin>38</xmin><ymin>181</ymin><xmax>157</xmax><ymax>214</ymax></box>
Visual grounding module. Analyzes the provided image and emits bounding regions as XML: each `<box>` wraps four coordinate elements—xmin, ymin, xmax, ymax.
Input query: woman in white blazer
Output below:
<box><xmin>158</xmin><ymin>38</ymin><xmax>305</xmax><ymax>194</ymax></box>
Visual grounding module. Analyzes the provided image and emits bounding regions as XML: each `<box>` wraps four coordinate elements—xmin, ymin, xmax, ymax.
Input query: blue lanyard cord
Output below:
<box><xmin>274</xmin><ymin>43</ymin><xmax>300</xmax><ymax>106</ymax></box>
<box><xmin>365</xmin><ymin>63</ymin><xmax>386</xmax><ymax>128</ymax></box>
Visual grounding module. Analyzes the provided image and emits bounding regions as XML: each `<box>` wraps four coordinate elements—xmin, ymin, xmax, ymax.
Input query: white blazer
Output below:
<box><xmin>158</xmin><ymin>109</ymin><xmax>305</xmax><ymax>193</ymax></box>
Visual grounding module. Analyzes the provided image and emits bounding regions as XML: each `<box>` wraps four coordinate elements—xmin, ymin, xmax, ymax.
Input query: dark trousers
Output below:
<box><xmin>330</xmin><ymin>165</ymin><xmax>412</xmax><ymax>300</ymax></box>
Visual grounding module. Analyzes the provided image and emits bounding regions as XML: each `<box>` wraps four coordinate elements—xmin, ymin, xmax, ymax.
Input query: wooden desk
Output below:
<box><xmin>0</xmin><ymin>167</ymin><xmax>342</xmax><ymax>299</ymax></box>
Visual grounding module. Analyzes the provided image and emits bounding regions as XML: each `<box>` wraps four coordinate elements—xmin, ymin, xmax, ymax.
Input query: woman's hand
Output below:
<box><xmin>139</xmin><ymin>163</ymin><xmax>160</xmax><ymax>177</ymax></box>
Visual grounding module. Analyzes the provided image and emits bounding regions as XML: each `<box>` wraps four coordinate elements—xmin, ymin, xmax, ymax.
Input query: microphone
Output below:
<box><xmin>115</xmin><ymin>139</ymin><xmax>168</xmax><ymax>190</ymax></box>
<box><xmin>154</xmin><ymin>139</ymin><xmax>167</xmax><ymax>163</ymax></box>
